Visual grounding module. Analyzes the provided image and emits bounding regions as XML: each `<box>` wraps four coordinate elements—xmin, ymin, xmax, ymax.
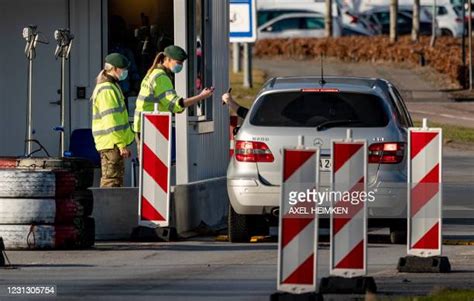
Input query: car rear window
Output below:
<box><xmin>250</xmin><ymin>91</ymin><xmax>389</xmax><ymax>127</ymax></box>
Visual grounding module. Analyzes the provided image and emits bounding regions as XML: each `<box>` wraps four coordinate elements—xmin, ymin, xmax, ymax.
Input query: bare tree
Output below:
<box><xmin>412</xmin><ymin>0</ymin><xmax>420</xmax><ymax>42</ymax></box>
<box><xmin>325</xmin><ymin>0</ymin><xmax>333</xmax><ymax>37</ymax></box>
<box><xmin>390</xmin><ymin>0</ymin><xmax>398</xmax><ymax>43</ymax></box>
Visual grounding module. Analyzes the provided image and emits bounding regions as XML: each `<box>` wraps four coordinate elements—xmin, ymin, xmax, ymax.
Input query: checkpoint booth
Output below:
<box><xmin>0</xmin><ymin>0</ymin><xmax>231</xmax><ymax>239</ymax></box>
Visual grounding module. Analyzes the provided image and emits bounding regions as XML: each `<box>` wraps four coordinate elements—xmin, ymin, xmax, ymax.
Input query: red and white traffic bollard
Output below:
<box><xmin>398</xmin><ymin>118</ymin><xmax>451</xmax><ymax>273</ymax></box>
<box><xmin>272</xmin><ymin>136</ymin><xmax>322</xmax><ymax>301</ymax></box>
<box><xmin>138</xmin><ymin>111</ymin><xmax>172</xmax><ymax>228</ymax></box>
<box><xmin>319</xmin><ymin>130</ymin><xmax>376</xmax><ymax>294</ymax></box>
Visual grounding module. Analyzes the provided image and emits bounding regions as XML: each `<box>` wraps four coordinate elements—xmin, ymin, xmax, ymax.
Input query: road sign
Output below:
<box><xmin>407</xmin><ymin>126</ymin><xmax>443</xmax><ymax>257</ymax></box>
<box><xmin>229</xmin><ymin>0</ymin><xmax>257</xmax><ymax>43</ymax></box>
<box><xmin>138</xmin><ymin>112</ymin><xmax>172</xmax><ymax>228</ymax></box>
<box><xmin>277</xmin><ymin>148</ymin><xmax>319</xmax><ymax>294</ymax></box>
<box><xmin>330</xmin><ymin>139</ymin><xmax>368</xmax><ymax>277</ymax></box>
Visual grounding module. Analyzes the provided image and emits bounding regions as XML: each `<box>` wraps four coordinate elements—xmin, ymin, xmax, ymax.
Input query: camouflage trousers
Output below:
<box><xmin>100</xmin><ymin>147</ymin><xmax>124</xmax><ymax>188</ymax></box>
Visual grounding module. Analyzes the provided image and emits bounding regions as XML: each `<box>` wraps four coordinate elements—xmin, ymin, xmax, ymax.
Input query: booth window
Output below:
<box><xmin>187</xmin><ymin>0</ymin><xmax>213</xmax><ymax>121</ymax></box>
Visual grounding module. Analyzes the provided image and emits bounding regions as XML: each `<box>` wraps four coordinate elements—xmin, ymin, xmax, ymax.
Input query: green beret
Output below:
<box><xmin>164</xmin><ymin>45</ymin><xmax>188</xmax><ymax>61</ymax></box>
<box><xmin>105</xmin><ymin>53</ymin><xmax>130</xmax><ymax>68</ymax></box>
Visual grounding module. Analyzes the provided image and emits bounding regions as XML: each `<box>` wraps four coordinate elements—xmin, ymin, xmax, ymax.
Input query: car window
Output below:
<box><xmin>397</xmin><ymin>13</ymin><xmax>411</xmax><ymax>24</ymax></box>
<box><xmin>453</xmin><ymin>6</ymin><xmax>462</xmax><ymax>16</ymax></box>
<box><xmin>422</xmin><ymin>5</ymin><xmax>448</xmax><ymax>16</ymax></box>
<box><xmin>269</xmin><ymin>17</ymin><xmax>302</xmax><ymax>32</ymax></box>
<box><xmin>391</xmin><ymin>86</ymin><xmax>413</xmax><ymax>126</ymax></box>
<box><xmin>303</xmin><ymin>17</ymin><xmax>325</xmax><ymax>29</ymax></box>
<box><xmin>257</xmin><ymin>10</ymin><xmax>312</xmax><ymax>27</ymax></box>
<box><xmin>374</xmin><ymin>12</ymin><xmax>390</xmax><ymax>24</ymax></box>
<box><xmin>250</xmin><ymin>92</ymin><xmax>389</xmax><ymax>127</ymax></box>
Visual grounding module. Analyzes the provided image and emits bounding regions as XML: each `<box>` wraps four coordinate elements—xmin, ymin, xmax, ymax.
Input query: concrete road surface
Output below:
<box><xmin>1</xmin><ymin>239</ymin><xmax>474</xmax><ymax>300</ymax></box>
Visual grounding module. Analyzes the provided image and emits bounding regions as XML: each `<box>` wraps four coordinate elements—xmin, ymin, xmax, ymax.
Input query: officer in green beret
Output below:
<box><xmin>91</xmin><ymin>53</ymin><xmax>135</xmax><ymax>187</ymax></box>
<box><xmin>133</xmin><ymin>45</ymin><xmax>214</xmax><ymax>156</ymax></box>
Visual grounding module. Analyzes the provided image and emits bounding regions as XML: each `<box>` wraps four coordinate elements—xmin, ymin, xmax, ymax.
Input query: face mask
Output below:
<box><xmin>171</xmin><ymin>63</ymin><xmax>183</xmax><ymax>74</ymax></box>
<box><xmin>118</xmin><ymin>69</ymin><xmax>128</xmax><ymax>81</ymax></box>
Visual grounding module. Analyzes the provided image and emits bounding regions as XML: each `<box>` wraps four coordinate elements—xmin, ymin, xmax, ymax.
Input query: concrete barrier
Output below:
<box><xmin>91</xmin><ymin>177</ymin><xmax>229</xmax><ymax>240</ymax></box>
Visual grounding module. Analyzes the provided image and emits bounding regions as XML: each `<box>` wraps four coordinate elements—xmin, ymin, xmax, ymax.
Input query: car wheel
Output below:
<box><xmin>390</xmin><ymin>229</ymin><xmax>407</xmax><ymax>244</ymax></box>
<box><xmin>228</xmin><ymin>205</ymin><xmax>250</xmax><ymax>243</ymax></box>
<box><xmin>441</xmin><ymin>29</ymin><xmax>454</xmax><ymax>37</ymax></box>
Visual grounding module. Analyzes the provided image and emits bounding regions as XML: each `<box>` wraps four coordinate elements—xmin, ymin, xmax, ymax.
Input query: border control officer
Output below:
<box><xmin>133</xmin><ymin>45</ymin><xmax>214</xmax><ymax>155</ymax></box>
<box><xmin>91</xmin><ymin>53</ymin><xmax>134</xmax><ymax>187</ymax></box>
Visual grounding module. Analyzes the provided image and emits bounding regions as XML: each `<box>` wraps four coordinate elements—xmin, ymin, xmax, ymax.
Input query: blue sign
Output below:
<box><xmin>229</xmin><ymin>0</ymin><xmax>257</xmax><ymax>43</ymax></box>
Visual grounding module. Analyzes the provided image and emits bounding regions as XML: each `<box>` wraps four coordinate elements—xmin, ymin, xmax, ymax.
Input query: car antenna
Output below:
<box><xmin>319</xmin><ymin>53</ymin><xmax>326</xmax><ymax>85</ymax></box>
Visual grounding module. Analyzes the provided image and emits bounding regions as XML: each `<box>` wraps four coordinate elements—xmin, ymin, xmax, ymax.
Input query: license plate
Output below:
<box><xmin>320</xmin><ymin>158</ymin><xmax>331</xmax><ymax>171</ymax></box>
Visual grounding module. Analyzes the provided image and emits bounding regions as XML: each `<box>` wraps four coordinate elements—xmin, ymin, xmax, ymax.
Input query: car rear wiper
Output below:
<box><xmin>316</xmin><ymin>120</ymin><xmax>364</xmax><ymax>131</ymax></box>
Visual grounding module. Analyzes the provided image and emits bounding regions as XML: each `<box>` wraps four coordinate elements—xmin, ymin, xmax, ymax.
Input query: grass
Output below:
<box><xmin>229</xmin><ymin>69</ymin><xmax>267</xmax><ymax>109</ymax></box>
<box><xmin>413</xmin><ymin>120</ymin><xmax>474</xmax><ymax>146</ymax></box>
<box><xmin>389</xmin><ymin>289</ymin><xmax>474</xmax><ymax>301</ymax></box>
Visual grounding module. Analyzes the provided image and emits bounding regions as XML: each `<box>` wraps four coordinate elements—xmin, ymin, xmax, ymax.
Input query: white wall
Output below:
<box><xmin>0</xmin><ymin>0</ymin><xmax>68</xmax><ymax>156</ymax></box>
<box><xmin>0</xmin><ymin>0</ymin><xmax>103</xmax><ymax>157</ymax></box>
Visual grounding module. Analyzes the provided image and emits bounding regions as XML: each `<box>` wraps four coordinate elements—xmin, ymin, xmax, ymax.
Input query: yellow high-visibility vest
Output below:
<box><xmin>133</xmin><ymin>68</ymin><xmax>184</xmax><ymax>133</ymax></box>
<box><xmin>91</xmin><ymin>81</ymin><xmax>134</xmax><ymax>151</ymax></box>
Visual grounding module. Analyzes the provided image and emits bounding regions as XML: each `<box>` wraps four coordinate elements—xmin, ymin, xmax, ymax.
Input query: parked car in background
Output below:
<box><xmin>257</xmin><ymin>0</ymin><xmax>343</xmax><ymax>36</ymax></box>
<box><xmin>258</xmin><ymin>13</ymin><xmax>342</xmax><ymax>39</ymax></box>
<box><xmin>360</xmin><ymin>6</ymin><xmax>435</xmax><ymax>35</ymax></box>
<box><xmin>422</xmin><ymin>2</ymin><xmax>464</xmax><ymax>36</ymax></box>
<box><xmin>340</xmin><ymin>9</ymin><xmax>380</xmax><ymax>35</ymax></box>
<box><xmin>258</xmin><ymin>8</ymin><xmax>313</xmax><ymax>27</ymax></box>
<box><xmin>227</xmin><ymin>76</ymin><xmax>413</xmax><ymax>244</ymax></box>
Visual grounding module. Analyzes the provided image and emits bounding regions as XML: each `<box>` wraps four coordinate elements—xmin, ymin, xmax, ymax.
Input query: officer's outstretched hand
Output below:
<box><xmin>222</xmin><ymin>92</ymin><xmax>233</xmax><ymax>104</ymax></box>
<box><xmin>200</xmin><ymin>87</ymin><xmax>215</xmax><ymax>99</ymax></box>
<box><xmin>119</xmin><ymin>147</ymin><xmax>131</xmax><ymax>159</ymax></box>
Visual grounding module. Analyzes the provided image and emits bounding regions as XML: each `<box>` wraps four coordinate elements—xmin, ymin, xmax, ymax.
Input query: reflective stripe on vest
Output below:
<box><xmin>92</xmin><ymin>123</ymin><xmax>131</xmax><ymax>136</ymax></box>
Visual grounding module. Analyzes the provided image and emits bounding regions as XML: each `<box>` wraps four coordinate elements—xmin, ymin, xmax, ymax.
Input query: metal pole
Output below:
<box><xmin>469</xmin><ymin>0</ymin><xmax>473</xmax><ymax>90</ymax></box>
<box><xmin>27</xmin><ymin>55</ymin><xmax>33</xmax><ymax>156</ymax></box>
<box><xmin>243</xmin><ymin>43</ymin><xmax>253</xmax><ymax>88</ymax></box>
<box><xmin>60</xmin><ymin>55</ymin><xmax>66</xmax><ymax>156</ymax></box>
<box><xmin>430</xmin><ymin>0</ymin><xmax>437</xmax><ymax>47</ymax></box>
<box><xmin>232</xmin><ymin>43</ymin><xmax>241</xmax><ymax>73</ymax></box>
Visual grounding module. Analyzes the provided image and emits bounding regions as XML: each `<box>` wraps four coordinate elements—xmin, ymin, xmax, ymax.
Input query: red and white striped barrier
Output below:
<box><xmin>407</xmin><ymin>123</ymin><xmax>442</xmax><ymax>257</ymax></box>
<box><xmin>229</xmin><ymin>115</ymin><xmax>238</xmax><ymax>158</ymax></box>
<box><xmin>330</xmin><ymin>136</ymin><xmax>367</xmax><ymax>277</ymax></box>
<box><xmin>138</xmin><ymin>112</ymin><xmax>172</xmax><ymax>228</ymax></box>
<box><xmin>277</xmin><ymin>147</ymin><xmax>319</xmax><ymax>294</ymax></box>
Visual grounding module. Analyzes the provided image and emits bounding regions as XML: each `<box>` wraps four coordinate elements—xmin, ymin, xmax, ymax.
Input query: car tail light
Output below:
<box><xmin>345</xmin><ymin>12</ymin><xmax>359</xmax><ymax>23</ymax></box>
<box><xmin>235</xmin><ymin>141</ymin><xmax>274</xmax><ymax>162</ymax></box>
<box><xmin>456</xmin><ymin>17</ymin><xmax>463</xmax><ymax>23</ymax></box>
<box><xmin>368</xmin><ymin>142</ymin><xmax>405</xmax><ymax>164</ymax></box>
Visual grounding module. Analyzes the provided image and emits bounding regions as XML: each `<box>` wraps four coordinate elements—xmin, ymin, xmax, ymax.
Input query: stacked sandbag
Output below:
<box><xmin>0</xmin><ymin>157</ymin><xmax>95</xmax><ymax>250</ymax></box>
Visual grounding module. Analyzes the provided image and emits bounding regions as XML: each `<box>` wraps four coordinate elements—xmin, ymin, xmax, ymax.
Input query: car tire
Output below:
<box><xmin>390</xmin><ymin>229</ymin><xmax>407</xmax><ymax>244</ymax></box>
<box><xmin>0</xmin><ymin>157</ymin><xmax>17</xmax><ymax>168</ymax></box>
<box><xmin>0</xmin><ymin>217</ymin><xmax>95</xmax><ymax>250</ymax></box>
<box><xmin>17</xmin><ymin>157</ymin><xmax>94</xmax><ymax>190</ymax></box>
<box><xmin>0</xmin><ymin>169</ymin><xmax>56</xmax><ymax>198</ymax></box>
<box><xmin>228</xmin><ymin>205</ymin><xmax>250</xmax><ymax>243</ymax></box>
<box><xmin>441</xmin><ymin>28</ymin><xmax>454</xmax><ymax>37</ymax></box>
<box><xmin>73</xmin><ymin>190</ymin><xmax>94</xmax><ymax>217</ymax></box>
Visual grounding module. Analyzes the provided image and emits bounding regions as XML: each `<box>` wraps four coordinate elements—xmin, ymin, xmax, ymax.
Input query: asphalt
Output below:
<box><xmin>1</xmin><ymin>239</ymin><xmax>474</xmax><ymax>301</ymax></box>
